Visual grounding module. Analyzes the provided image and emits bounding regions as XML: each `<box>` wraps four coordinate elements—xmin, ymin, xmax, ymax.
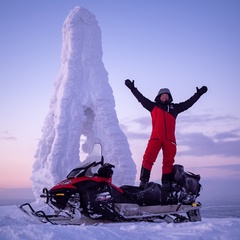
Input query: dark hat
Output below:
<box><xmin>154</xmin><ymin>88</ymin><xmax>173</xmax><ymax>102</ymax></box>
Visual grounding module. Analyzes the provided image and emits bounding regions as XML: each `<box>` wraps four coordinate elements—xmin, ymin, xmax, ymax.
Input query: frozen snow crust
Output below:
<box><xmin>1</xmin><ymin>205</ymin><xmax>240</xmax><ymax>240</ymax></box>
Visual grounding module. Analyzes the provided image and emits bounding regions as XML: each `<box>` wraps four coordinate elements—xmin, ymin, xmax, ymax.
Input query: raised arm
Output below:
<box><xmin>125</xmin><ymin>79</ymin><xmax>155</xmax><ymax>112</ymax></box>
<box><xmin>176</xmin><ymin>86</ymin><xmax>208</xmax><ymax>113</ymax></box>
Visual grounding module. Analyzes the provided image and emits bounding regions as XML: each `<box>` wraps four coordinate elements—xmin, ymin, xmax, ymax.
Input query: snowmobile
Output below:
<box><xmin>19</xmin><ymin>145</ymin><xmax>202</xmax><ymax>225</ymax></box>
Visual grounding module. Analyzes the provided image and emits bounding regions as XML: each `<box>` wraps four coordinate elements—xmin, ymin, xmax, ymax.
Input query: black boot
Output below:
<box><xmin>139</xmin><ymin>166</ymin><xmax>150</xmax><ymax>189</ymax></box>
<box><xmin>161</xmin><ymin>173</ymin><xmax>173</xmax><ymax>205</ymax></box>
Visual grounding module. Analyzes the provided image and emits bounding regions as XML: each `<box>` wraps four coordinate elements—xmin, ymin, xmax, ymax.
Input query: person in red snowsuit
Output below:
<box><xmin>125</xmin><ymin>79</ymin><xmax>208</xmax><ymax>190</ymax></box>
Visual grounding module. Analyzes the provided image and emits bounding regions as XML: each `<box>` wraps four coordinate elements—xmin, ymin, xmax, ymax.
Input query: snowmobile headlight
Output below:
<box><xmin>56</xmin><ymin>193</ymin><xmax>65</xmax><ymax>197</ymax></box>
<box><xmin>61</xmin><ymin>179</ymin><xmax>72</xmax><ymax>185</ymax></box>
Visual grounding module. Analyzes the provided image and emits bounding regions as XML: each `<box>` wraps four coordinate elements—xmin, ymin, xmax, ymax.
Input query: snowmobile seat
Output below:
<box><xmin>120</xmin><ymin>182</ymin><xmax>161</xmax><ymax>206</ymax></box>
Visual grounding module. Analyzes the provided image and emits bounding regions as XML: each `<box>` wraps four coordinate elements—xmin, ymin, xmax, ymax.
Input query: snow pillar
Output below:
<box><xmin>31</xmin><ymin>7</ymin><xmax>136</xmax><ymax>202</ymax></box>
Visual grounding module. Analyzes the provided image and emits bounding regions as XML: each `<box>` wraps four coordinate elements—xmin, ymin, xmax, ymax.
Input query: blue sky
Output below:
<box><xmin>0</xmin><ymin>0</ymin><xmax>240</xmax><ymax>196</ymax></box>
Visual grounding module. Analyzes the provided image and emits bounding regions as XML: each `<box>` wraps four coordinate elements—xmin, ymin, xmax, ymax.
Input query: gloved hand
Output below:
<box><xmin>196</xmin><ymin>86</ymin><xmax>208</xmax><ymax>96</ymax></box>
<box><xmin>125</xmin><ymin>79</ymin><xmax>135</xmax><ymax>90</ymax></box>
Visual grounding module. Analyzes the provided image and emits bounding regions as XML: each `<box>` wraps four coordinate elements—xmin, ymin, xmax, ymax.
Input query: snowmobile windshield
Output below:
<box><xmin>67</xmin><ymin>154</ymin><xmax>103</xmax><ymax>179</ymax></box>
<box><xmin>67</xmin><ymin>143</ymin><xmax>104</xmax><ymax>178</ymax></box>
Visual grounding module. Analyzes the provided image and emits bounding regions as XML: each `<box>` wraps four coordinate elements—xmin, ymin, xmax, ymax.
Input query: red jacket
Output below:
<box><xmin>151</xmin><ymin>106</ymin><xmax>176</xmax><ymax>142</ymax></box>
<box><xmin>130</xmin><ymin>88</ymin><xmax>201</xmax><ymax>144</ymax></box>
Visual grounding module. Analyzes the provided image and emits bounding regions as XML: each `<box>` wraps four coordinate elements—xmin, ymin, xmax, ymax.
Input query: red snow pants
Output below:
<box><xmin>142</xmin><ymin>138</ymin><xmax>176</xmax><ymax>174</ymax></box>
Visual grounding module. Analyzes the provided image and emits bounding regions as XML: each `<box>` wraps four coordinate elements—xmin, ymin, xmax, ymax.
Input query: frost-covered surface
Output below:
<box><xmin>0</xmin><ymin>205</ymin><xmax>240</xmax><ymax>240</ymax></box>
<box><xmin>31</xmin><ymin>6</ymin><xmax>136</xmax><ymax>203</ymax></box>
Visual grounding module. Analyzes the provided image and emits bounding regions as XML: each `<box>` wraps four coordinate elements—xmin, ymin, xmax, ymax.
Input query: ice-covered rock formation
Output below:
<box><xmin>31</xmin><ymin>7</ymin><xmax>136</xmax><ymax>201</ymax></box>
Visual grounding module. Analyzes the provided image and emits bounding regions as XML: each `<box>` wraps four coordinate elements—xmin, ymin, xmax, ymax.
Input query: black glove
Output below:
<box><xmin>125</xmin><ymin>79</ymin><xmax>135</xmax><ymax>90</ymax></box>
<box><xmin>196</xmin><ymin>86</ymin><xmax>208</xmax><ymax>96</ymax></box>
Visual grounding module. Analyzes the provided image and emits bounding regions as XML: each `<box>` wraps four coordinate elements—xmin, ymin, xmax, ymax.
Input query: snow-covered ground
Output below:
<box><xmin>0</xmin><ymin>204</ymin><xmax>240</xmax><ymax>240</ymax></box>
